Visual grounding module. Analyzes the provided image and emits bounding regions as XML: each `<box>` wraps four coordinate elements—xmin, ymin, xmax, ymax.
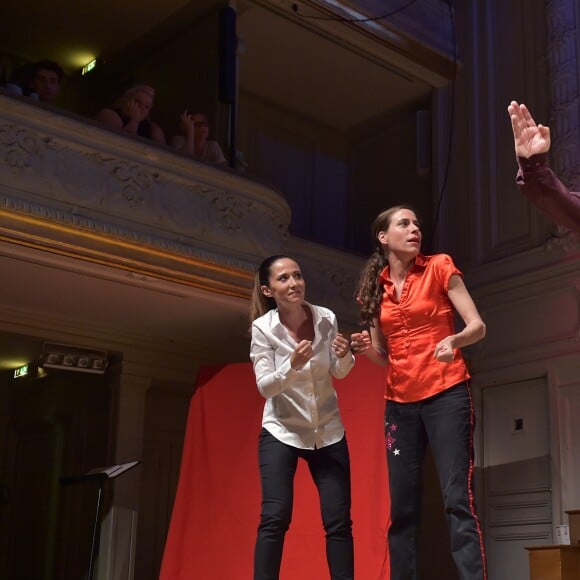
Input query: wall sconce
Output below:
<box><xmin>41</xmin><ymin>343</ymin><xmax>108</xmax><ymax>374</ymax></box>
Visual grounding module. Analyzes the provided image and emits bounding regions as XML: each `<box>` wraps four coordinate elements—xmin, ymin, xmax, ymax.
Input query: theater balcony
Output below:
<box><xmin>0</xmin><ymin>91</ymin><xmax>365</xmax><ymax>351</ymax></box>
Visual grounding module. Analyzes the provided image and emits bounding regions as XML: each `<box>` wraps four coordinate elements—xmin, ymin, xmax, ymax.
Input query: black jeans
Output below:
<box><xmin>253</xmin><ymin>429</ymin><xmax>354</xmax><ymax>580</ymax></box>
<box><xmin>385</xmin><ymin>383</ymin><xmax>487</xmax><ymax>580</ymax></box>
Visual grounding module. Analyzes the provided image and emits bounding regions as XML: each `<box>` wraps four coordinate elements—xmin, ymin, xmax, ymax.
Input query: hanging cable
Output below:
<box><xmin>430</xmin><ymin>1</ymin><xmax>457</xmax><ymax>246</ymax></box>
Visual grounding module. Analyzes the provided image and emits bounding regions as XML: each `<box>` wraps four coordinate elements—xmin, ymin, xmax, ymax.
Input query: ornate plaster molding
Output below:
<box><xmin>0</xmin><ymin>97</ymin><xmax>291</xmax><ymax>278</ymax></box>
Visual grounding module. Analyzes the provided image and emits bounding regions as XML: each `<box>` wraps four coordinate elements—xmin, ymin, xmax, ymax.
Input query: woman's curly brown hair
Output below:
<box><xmin>355</xmin><ymin>205</ymin><xmax>415</xmax><ymax>326</ymax></box>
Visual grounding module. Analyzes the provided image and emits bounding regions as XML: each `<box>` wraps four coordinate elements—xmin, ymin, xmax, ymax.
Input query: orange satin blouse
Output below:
<box><xmin>378</xmin><ymin>253</ymin><xmax>470</xmax><ymax>403</ymax></box>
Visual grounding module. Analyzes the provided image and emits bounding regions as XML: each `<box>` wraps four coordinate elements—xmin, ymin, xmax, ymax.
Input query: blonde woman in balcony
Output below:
<box><xmin>250</xmin><ymin>254</ymin><xmax>355</xmax><ymax>580</ymax></box>
<box><xmin>95</xmin><ymin>84</ymin><xmax>165</xmax><ymax>145</ymax></box>
<box><xmin>171</xmin><ymin>110</ymin><xmax>227</xmax><ymax>165</ymax></box>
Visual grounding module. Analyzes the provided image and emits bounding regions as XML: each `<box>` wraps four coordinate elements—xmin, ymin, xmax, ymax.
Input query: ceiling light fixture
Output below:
<box><xmin>41</xmin><ymin>342</ymin><xmax>108</xmax><ymax>374</ymax></box>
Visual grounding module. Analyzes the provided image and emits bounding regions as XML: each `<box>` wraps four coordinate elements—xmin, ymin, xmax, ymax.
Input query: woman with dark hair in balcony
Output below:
<box><xmin>95</xmin><ymin>84</ymin><xmax>165</xmax><ymax>144</ymax></box>
<box><xmin>171</xmin><ymin>110</ymin><xmax>226</xmax><ymax>165</ymax></box>
<box><xmin>250</xmin><ymin>255</ymin><xmax>355</xmax><ymax>580</ymax></box>
<box><xmin>351</xmin><ymin>205</ymin><xmax>487</xmax><ymax>580</ymax></box>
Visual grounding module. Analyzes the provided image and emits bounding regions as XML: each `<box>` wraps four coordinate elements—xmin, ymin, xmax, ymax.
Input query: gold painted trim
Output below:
<box><xmin>0</xmin><ymin>209</ymin><xmax>254</xmax><ymax>299</ymax></box>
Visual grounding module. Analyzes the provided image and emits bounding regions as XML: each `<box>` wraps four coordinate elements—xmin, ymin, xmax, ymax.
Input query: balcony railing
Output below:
<box><xmin>0</xmin><ymin>93</ymin><xmax>292</xmax><ymax>297</ymax></box>
<box><xmin>0</xmin><ymin>93</ymin><xmax>363</xmax><ymax>327</ymax></box>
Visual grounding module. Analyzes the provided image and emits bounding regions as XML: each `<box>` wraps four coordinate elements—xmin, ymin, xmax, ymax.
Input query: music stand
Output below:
<box><xmin>60</xmin><ymin>461</ymin><xmax>141</xmax><ymax>580</ymax></box>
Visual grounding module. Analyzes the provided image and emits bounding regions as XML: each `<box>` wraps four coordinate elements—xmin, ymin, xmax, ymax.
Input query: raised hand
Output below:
<box><xmin>126</xmin><ymin>98</ymin><xmax>144</xmax><ymax>123</ymax></box>
<box><xmin>180</xmin><ymin>110</ymin><xmax>195</xmax><ymax>138</ymax></box>
<box><xmin>508</xmin><ymin>100</ymin><xmax>551</xmax><ymax>159</ymax></box>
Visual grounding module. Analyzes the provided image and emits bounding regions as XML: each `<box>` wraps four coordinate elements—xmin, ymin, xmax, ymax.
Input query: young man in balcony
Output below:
<box><xmin>29</xmin><ymin>60</ymin><xmax>64</xmax><ymax>103</ymax></box>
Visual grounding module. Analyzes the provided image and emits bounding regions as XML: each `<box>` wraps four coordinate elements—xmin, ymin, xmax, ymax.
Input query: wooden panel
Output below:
<box><xmin>483</xmin><ymin>379</ymin><xmax>550</xmax><ymax>494</ymax></box>
<box><xmin>478</xmin><ymin>286</ymin><xmax>579</xmax><ymax>367</ymax></box>
<box><xmin>483</xmin><ymin>378</ymin><xmax>552</xmax><ymax>580</ymax></box>
<box><xmin>487</xmin><ymin>490</ymin><xmax>552</xmax><ymax>527</ymax></box>
<box><xmin>567</xmin><ymin>510</ymin><xmax>580</xmax><ymax>546</ymax></box>
<box><xmin>527</xmin><ymin>545</ymin><xmax>580</xmax><ymax>580</ymax></box>
<box><xmin>487</xmin><ymin>524</ymin><xmax>552</xmax><ymax>580</ymax></box>
<box><xmin>558</xmin><ymin>384</ymin><xmax>580</xmax><ymax>512</ymax></box>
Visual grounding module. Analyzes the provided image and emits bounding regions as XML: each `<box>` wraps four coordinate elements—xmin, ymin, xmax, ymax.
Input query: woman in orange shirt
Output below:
<box><xmin>351</xmin><ymin>205</ymin><xmax>487</xmax><ymax>580</ymax></box>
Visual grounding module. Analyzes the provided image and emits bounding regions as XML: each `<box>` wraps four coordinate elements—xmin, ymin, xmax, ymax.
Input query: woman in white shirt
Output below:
<box><xmin>250</xmin><ymin>255</ymin><xmax>355</xmax><ymax>580</ymax></box>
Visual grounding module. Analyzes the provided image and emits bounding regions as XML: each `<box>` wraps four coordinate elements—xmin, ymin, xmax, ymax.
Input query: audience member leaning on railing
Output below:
<box><xmin>94</xmin><ymin>84</ymin><xmax>166</xmax><ymax>145</ymax></box>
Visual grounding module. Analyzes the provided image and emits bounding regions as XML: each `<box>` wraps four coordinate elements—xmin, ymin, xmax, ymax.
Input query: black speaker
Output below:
<box><xmin>219</xmin><ymin>6</ymin><xmax>237</xmax><ymax>104</ymax></box>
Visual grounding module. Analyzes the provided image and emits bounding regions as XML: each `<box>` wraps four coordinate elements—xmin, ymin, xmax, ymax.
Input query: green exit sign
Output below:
<box><xmin>14</xmin><ymin>364</ymin><xmax>29</xmax><ymax>378</ymax></box>
<box><xmin>81</xmin><ymin>60</ymin><xmax>96</xmax><ymax>75</ymax></box>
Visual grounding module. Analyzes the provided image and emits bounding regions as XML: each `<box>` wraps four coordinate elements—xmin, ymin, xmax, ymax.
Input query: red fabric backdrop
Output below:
<box><xmin>160</xmin><ymin>357</ymin><xmax>390</xmax><ymax>579</ymax></box>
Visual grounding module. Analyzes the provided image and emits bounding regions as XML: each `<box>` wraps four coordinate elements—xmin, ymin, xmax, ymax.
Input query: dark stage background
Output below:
<box><xmin>160</xmin><ymin>357</ymin><xmax>390</xmax><ymax>579</ymax></box>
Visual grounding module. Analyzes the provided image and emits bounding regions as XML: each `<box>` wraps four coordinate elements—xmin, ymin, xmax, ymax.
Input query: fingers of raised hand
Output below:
<box><xmin>332</xmin><ymin>335</ymin><xmax>349</xmax><ymax>357</ymax></box>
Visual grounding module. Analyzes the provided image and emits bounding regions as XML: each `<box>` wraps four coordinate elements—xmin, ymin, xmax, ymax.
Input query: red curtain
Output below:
<box><xmin>160</xmin><ymin>357</ymin><xmax>390</xmax><ymax>579</ymax></box>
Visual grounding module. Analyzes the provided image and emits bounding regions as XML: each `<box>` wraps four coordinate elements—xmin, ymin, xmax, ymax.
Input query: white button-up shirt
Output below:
<box><xmin>250</xmin><ymin>302</ymin><xmax>355</xmax><ymax>449</ymax></box>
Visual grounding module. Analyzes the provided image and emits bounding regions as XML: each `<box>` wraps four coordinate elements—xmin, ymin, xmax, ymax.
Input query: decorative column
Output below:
<box><xmin>97</xmin><ymin>371</ymin><xmax>150</xmax><ymax>580</ymax></box>
<box><xmin>546</xmin><ymin>0</ymin><xmax>580</xmax><ymax>189</ymax></box>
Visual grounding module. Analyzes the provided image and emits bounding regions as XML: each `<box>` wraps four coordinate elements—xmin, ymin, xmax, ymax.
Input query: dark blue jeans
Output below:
<box><xmin>253</xmin><ymin>429</ymin><xmax>354</xmax><ymax>580</ymax></box>
<box><xmin>385</xmin><ymin>383</ymin><xmax>487</xmax><ymax>580</ymax></box>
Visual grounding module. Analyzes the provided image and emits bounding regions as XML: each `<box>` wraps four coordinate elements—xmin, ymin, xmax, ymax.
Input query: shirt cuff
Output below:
<box><xmin>274</xmin><ymin>358</ymin><xmax>298</xmax><ymax>381</ymax></box>
<box><xmin>517</xmin><ymin>153</ymin><xmax>549</xmax><ymax>173</ymax></box>
<box><xmin>337</xmin><ymin>352</ymin><xmax>355</xmax><ymax>371</ymax></box>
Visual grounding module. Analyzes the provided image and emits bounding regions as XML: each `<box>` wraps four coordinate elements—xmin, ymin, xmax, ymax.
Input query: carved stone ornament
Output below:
<box><xmin>0</xmin><ymin>121</ymin><xmax>40</xmax><ymax>170</ymax></box>
<box><xmin>0</xmin><ymin>103</ymin><xmax>291</xmax><ymax>266</ymax></box>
